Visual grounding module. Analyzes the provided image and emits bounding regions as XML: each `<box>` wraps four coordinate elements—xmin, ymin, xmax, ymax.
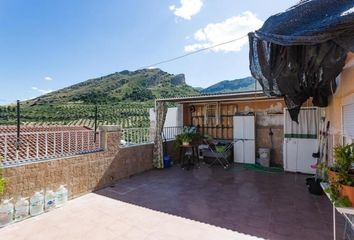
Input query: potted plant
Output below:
<box><xmin>174</xmin><ymin>126</ymin><xmax>202</xmax><ymax>148</ymax></box>
<box><xmin>335</xmin><ymin>144</ymin><xmax>354</xmax><ymax>206</ymax></box>
<box><xmin>325</xmin><ymin>181</ymin><xmax>352</xmax><ymax>207</ymax></box>
<box><xmin>325</xmin><ymin>143</ymin><xmax>354</xmax><ymax>207</ymax></box>
<box><xmin>180</xmin><ymin>133</ymin><xmax>192</xmax><ymax>146</ymax></box>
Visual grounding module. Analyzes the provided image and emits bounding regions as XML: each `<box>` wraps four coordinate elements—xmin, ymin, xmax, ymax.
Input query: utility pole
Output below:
<box><xmin>94</xmin><ymin>105</ymin><xmax>98</xmax><ymax>143</ymax></box>
<box><xmin>16</xmin><ymin>100</ymin><xmax>21</xmax><ymax>150</ymax></box>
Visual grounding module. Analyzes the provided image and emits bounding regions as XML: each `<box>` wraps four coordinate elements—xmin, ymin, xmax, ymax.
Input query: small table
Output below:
<box><xmin>180</xmin><ymin>144</ymin><xmax>199</xmax><ymax>170</ymax></box>
<box><xmin>320</xmin><ymin>182</ymin><xmax>354</xmax><ymax>240</ymax></box>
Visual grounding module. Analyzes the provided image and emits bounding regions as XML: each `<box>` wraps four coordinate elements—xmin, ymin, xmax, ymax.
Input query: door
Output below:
<box><xmin>284</xmin><ymin>138</ymin><xmax>298</xmax><ymax>172</ymax></box>
<box><xmin>233</xmin><ymin>116</ymin><xmax>245</xmax><ymax>139</ymax></box>
<box><xmin>244</xmin><ymin>116</ymin><xmax>255</xmax><ymax>140</ymax></box>
<box><xmin>297</xmin><ymin>139</ymin><xmax>317</xmax><ymax>174</ymax></box>
<box><xmin>233</xmin><ymin>115</ymin><xmax>255</xmax><ymax>140</ymax></box>
<box><xmin>234</xmin><ymin>140</ymin><xmax>244</xmax><ymax>163</ymax></box>
<box><xmin>244</xmin><ymin>139</ymin><xmax>255</xmax><ymax>164</ymax></box>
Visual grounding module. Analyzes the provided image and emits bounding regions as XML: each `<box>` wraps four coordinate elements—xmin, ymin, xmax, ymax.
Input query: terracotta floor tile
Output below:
<box><xmin>0</xmin><ymin>165</ymin><xmax>346</xmax><ymax>240</ymax></box>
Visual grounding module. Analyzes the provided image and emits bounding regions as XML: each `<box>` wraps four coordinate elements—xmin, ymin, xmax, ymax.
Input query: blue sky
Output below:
<box><xmin>0</xmin><ymin>0</ymin><xmax>297</xmax><ymax>105</ymax></box>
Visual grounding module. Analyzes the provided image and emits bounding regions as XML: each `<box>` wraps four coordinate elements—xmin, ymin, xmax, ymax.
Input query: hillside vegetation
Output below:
<box><xmin>0</xmin><ymin>69</ymin><xmax>260</xmax><ymax>127</ymax></box>
<box><xmin>25</xmin><ymin>68</ymin><xmax>199</xmax><ymax>106</ymax></box>
<box><xmin>201</xmin><ymin>76</ymin><xmax>261</xmax><ymax>94</ymax></box>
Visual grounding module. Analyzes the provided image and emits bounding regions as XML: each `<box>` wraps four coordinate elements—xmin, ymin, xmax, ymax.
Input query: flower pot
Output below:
<box><xmin>182</xmin><ymin>142</ymin><xmax>190</xmax><ymax>146</ymax></box>
<box><xmin>328</xmin><ymin>170</ymin><xmax>338</xmax><ymax>183</ymax></box>
<box><xmin>340</xmin><ymin>184</ymin><xmax>354</xmax><ymax>207</ymax></box>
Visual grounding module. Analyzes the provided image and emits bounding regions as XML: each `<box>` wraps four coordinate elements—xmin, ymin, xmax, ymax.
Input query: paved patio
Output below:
<box><xmin>96</xmin><ymin>165</ymin><xmax>345</xmax><ymax>240</ymax></box>
<box><xmin>0</xmin><ymin>165</ymin><xmax>346</xmax><ymax>240</ymax></box>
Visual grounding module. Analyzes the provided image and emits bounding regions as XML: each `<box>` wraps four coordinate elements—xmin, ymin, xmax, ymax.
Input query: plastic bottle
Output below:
<box><xmin>30</xmin><ymin>191</ymin><xmax>44</xmax><ymax>216</ymax></box>
<box><xmin>55</xmin><ymin>185</ymin><xmax>68</xmax><ymax>207</ymax></box>
<box><xmin>0</xmin><ymin>199</ymin><xmax>14</xmax><ymax>227</ymax></box>
<box><xmin>14</xmin><ymin>197</ymin><xmax>29</xmax><ymax>221</ymax></box>
<box><xmin>45</xmin><ymin>190</ymin><xmax>56</xmax><ymax>211</ymax></box>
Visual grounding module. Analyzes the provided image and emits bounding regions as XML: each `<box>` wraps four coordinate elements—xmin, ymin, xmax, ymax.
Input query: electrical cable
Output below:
<box><xmin>140</xmin><ymin>35</ymin><xmax>248</xmax><ymax>69</ymax></box>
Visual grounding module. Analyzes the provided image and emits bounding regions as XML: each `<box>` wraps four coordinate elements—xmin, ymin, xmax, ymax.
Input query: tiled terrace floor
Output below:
<box><xmin>96</xmin><ymin>164</ymin><xmax>346</xmax><ymax>240</ymax></box>
<box><xmin>0</xmin><ymin>164</ymin><xmax>346</xmax><ymax>240</ymax></box>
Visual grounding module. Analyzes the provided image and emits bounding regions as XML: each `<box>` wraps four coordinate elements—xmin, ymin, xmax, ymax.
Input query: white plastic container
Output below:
<box><xmin>0</xmin><ymin>199</ymin><xmax>14</xmax><ymax>227</ymax></box>
<box><xmin>45</xmin><ymin>190</ymin><xmax>56</xmax><ymax>211</ymax></box>
<box><xmin>55</xmin><ymin>185</ymin><xmax>68</xmax><ymax>207</ymax></box>
<box><xmin>30</xmin><ymin>191</ymin><xmax>44</xmax><ymax>216</ymax></box>
<box><xmin>258</xmin><ymin>148</ymin><xmax>271</xmax><ymax>167</ymax></box>
<box><xmin>14</xmin><ymin>197</ymin><xmax>29</xmax><ymax>221</ymax></box>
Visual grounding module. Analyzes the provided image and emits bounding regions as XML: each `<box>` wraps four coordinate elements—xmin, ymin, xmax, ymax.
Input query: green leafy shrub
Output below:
<box><xmin>173</xmin><ymin>126</ymin><xmax>202</xmax><ymax>148</ymax></box>
<box><xmin>0</xmin><ymin>162</ymin><xmax>5</xmax><ymax>196</ymax></box>
<box><xmin>333</xmin><ymin>143</ymin><xmax>354</xmax><ymax>186</ymax></box>
<box><xmin>325</xmin><ymin>143</ymin><xmax>354</xmax><ymax>207</ymax></box>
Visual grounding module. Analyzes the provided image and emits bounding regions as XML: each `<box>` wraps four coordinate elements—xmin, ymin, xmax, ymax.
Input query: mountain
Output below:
<box><xmin>201</xmin><ymin>77</ymin><xmax>261</xmax><ymax>94</ymax></box>
<box><xmin>25</xmin><ymin>69</ymin><xmax>200</xmax><ymax>106</ymax></box>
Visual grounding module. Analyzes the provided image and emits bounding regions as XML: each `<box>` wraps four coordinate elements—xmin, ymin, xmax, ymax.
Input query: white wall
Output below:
<box><xmin>149</xmin><ymin>105</ymin><xmax>183</xmax><ymax>128</ymax></box>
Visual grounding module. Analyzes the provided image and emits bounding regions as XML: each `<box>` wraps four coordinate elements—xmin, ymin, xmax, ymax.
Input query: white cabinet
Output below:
<box><xmin>233</xmin><ymin>115</ymin><xmax>255</xmax><ymax>164</ymax></box>
<box><xmin>283</xmin><ymin>107</ymin><xmax>319</xmax><ymax>174</ymax></box>
<box><xmin>283</xmin><ymin>138</ymin><xmax>317</xmax><ymax>174</ymax></box>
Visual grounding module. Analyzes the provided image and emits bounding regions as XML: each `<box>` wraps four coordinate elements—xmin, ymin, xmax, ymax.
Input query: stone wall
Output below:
<box><xmin>1</xmin><ymin>126</ymin><xmax>154</xmax><ymax>200</ymax></box>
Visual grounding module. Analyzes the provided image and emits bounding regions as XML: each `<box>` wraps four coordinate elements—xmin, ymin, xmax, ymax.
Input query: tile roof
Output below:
<box><xmin>0</xmin><ymin>126</ymin><xmax>101</xmax><ymax>167</ymax></box>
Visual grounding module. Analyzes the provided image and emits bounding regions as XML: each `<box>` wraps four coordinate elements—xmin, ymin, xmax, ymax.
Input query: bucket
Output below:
<box><xmin>258</xmin><ymin>148</ymin><xmax>270</xmax><ymax>167</ymax></box>
<box><xmin>163</xmin><ymin>155</ymin><xmax>171</xmax><ymax>168</ymax></box>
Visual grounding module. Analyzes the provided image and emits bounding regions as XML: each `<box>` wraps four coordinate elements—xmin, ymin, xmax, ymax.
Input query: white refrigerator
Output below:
<box><xmin>233</xmin><ymin>115</ymin><xmax>255</xmax><ymax>164</ymax></box>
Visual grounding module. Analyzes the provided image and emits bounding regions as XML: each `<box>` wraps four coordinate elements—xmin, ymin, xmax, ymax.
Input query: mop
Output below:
<box><xmin>306</xmin><ymin>119</ymin><xmax>330</xmax><ymax>195</ymax></box>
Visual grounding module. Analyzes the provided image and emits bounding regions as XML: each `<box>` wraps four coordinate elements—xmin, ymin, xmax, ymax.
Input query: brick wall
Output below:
<box><xmin>1</xmin><ymin>126</ymin><xmax>154</xmax><ymax>200</ymax></box>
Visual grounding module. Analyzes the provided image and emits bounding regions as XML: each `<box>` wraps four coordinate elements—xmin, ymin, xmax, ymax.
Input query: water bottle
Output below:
<box><xmin>30</xmin><ymin>191</ymin><xmax>44</xmax><ymax>216</ymax></box>
<box><xmin>14</xmin><ymin>197</ymin><xmax>29</xmax><ymax>221</ymax></box>
<box><xmin>55</xmin><ymin>185</ymin><xmax>68</xmax><ymax>207</ymax></box>
<box><xmin>45</xmin><ymin>190</ymin><xmax>56</xmax><ymax>211</ymax></box>
<box><xmin>0</xmin><ymin>199</ymin><xmax>14</xmax><ymax>227</ymax></box>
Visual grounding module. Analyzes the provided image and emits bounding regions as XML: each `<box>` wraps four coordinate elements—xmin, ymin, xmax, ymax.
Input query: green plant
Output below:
<box><xmin>324</xmin><ymin>144</ymin><xmax>354</xmax><ymax>207</ymax></box>
<box><xmin>0</xmin><ymin>177</ymin><xmax>5</xmax><ymax>195</ymax></box>
<box><xmin>316</xmin><ymin>162</ymin><xmax>328</xmax><ymax>180</ymax></box>
<box><xmin>333</xmin><ymin>144</ymin><xmax>354</xmax><ymax>186</ymax></box>
<box><xmin>0</xmin><ymin>162</ymin><xmax>5</xmax><ymax>196</ymax></box>
<box><xmin>324</xmin><ymin>182</ymin><xmax>352</xmax><ymax>207</ymax></box>
<box><xmin>173</xmin><ymin>127</ymin><xmax>202</xmax><ymax>148</ymax></box>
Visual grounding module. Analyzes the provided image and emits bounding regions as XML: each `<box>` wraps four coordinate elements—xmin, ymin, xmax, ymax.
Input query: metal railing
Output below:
<box><xmin>120</xmin><ymin>126</ymin><xmax>183</xmax><ymax>147</ymax></box>
<box><xmin>162</xmin><ymin>126</ymin><xmax>183</xmax><ymax>140</ymax></box>
<box><xmin>0</xmin><ymin>129</ymin><xmax>102</xmax><ymax>167</ymax></box>
<box><xmin>120</xmin><ymin>128</ymin><xmax>154</xmax><ymax>146</ymax></box>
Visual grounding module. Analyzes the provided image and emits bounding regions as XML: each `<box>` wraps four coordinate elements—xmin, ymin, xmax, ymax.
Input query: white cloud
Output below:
<box><xmin>169</xmin><ymin>0</ymin><xmax>203</xmax><ymax>20</ymax></box>
<box><xmin>31</xmin><ymin>87</ymin><xmax>53</xmax><ymax>94</ymax></box>
<box><xmin>44</xmin><ymin>76</ymin><xmax>53</xmax><ymax>81</ymax></box>
<box><xmin>184</xmin><ymin>11</ymin><xmax>263</xmax><ymax>53</ymax></box>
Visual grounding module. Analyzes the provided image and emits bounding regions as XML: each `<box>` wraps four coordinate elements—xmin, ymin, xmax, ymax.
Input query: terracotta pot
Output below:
<box><xmin>327</xmin><ymin>170</ymin><xmax>338</xmax><ymax>183</ymax></box>
<box><xmin>340</xmin><ymin>184</ymin><xmax>354</xmax><ymax>207</ymax></box>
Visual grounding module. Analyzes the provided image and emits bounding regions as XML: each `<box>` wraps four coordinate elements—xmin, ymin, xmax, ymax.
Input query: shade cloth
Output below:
<box><xmin>153</xmin><ymin>101</ymin><xmax>167</xmax><ymax>168</ymax></box>
<box><xmin>249</xmin><ymin>0</ymin><xmax>354</xmax><ymax>122</ymax></box>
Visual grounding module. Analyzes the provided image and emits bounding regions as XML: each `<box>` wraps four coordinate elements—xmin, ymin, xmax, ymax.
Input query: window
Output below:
<box><xmin>204</xmin><ymin>103</ymin><xmax>220</xmax><ymax>126</ymax></box>
<box><xmin>343</xmin><ymin>102</ymin><xmax>354</xmax><ymax>144</ymax></box>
